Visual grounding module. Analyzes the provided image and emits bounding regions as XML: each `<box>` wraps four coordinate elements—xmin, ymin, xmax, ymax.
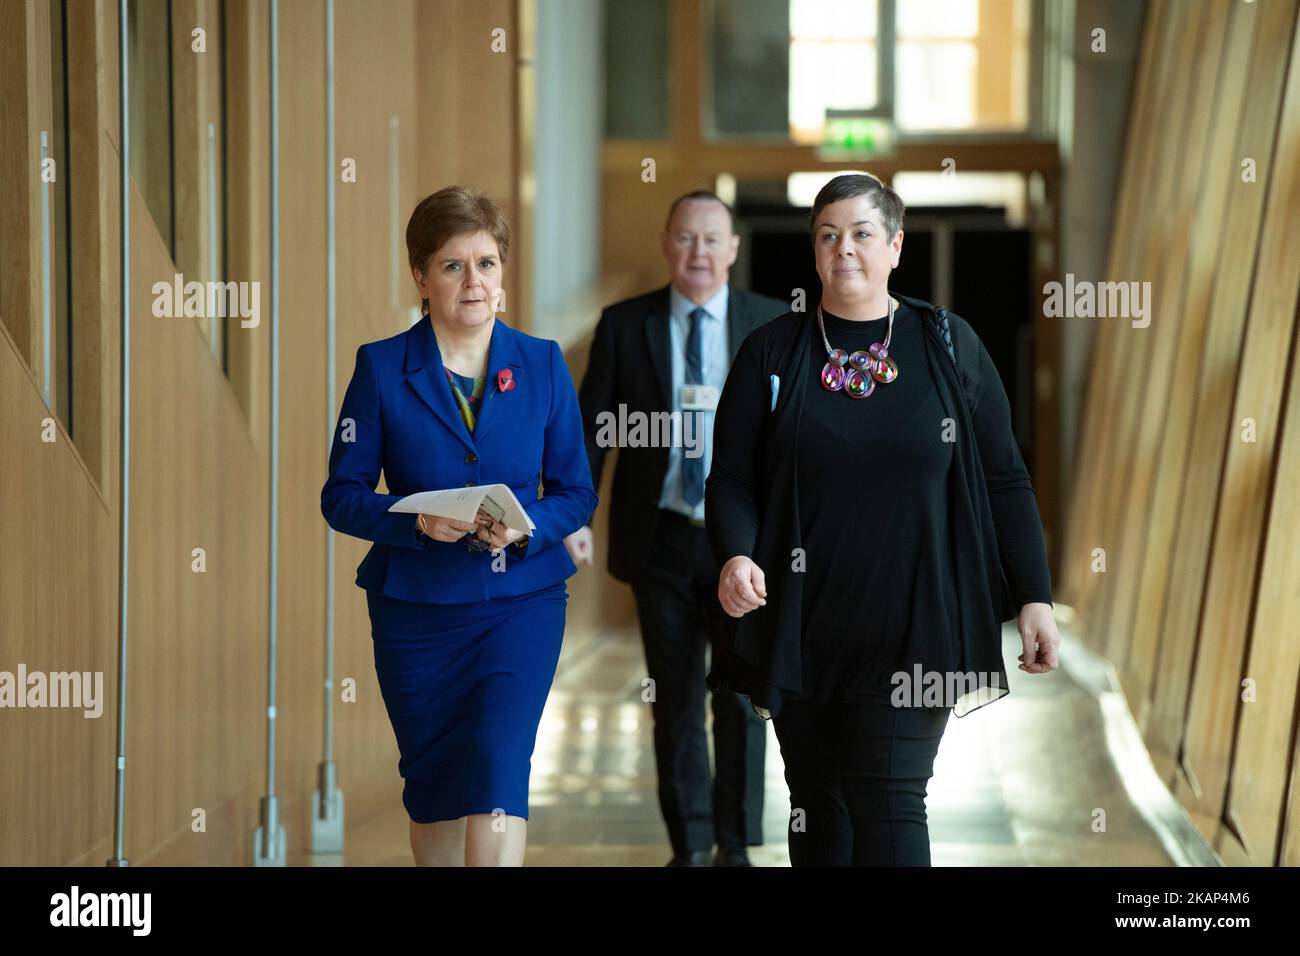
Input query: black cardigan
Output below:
<box><xmin>704</xmin><ymin>293</ymin><xmax>1053</xmax><ymax>719</ymax></box>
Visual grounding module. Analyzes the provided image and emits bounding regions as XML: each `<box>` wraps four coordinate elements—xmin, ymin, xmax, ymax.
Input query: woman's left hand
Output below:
<box><xmin>1016</xmin><ymin>602</ymin><xmax>1060</xmax><ymax>674</ymax></box>
<box><xmin>475</xmin><ymin>509</ymin><xmax>524</xmax><ymax>554</ymax></box>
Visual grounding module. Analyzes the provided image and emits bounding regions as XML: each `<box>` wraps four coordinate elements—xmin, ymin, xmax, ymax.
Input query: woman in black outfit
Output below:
<box><xmin>705</xmin><ymin>173</ymin><xmax>1060</xmax><ymax>866</ymax></box>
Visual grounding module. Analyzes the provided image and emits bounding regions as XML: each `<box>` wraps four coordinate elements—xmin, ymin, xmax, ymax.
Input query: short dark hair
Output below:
<box><xmin>664</xmin><ymin>190</ymin><xmax>737</xmax><ymax>234</ymax></box>
<box><xmin>808</xmin><ymin>173</ymin><xmax>905</xmax><ymax>245</ymax></box>
<box><xmin>406</xmin><ymin>186</ymin><xmax>511</xmax><ymax>312</ymax></box>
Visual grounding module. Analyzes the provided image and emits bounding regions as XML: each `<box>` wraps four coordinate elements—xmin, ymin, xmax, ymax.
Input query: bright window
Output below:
<box><xmin>788</xmin><ymin>0</ymin><xmax>879</xmax><ymax>143</ymax></box>
<box><xmin>786</xmin><ymin>0</ymin><xmax>1032</xmax><ymax>140</ymax></box>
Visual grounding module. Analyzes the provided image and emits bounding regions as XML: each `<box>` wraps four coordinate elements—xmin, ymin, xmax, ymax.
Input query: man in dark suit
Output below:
<box><xmin>566</xmin><ymin>191</ymin><xmax>789</xmax><ymax>866</ymax></box>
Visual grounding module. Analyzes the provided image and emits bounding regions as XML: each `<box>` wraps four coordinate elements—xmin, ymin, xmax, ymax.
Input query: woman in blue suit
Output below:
<box><xmin>321</xmin><ymin>186</ymin><xmax>597</xmax><ymax>866</ymax></box>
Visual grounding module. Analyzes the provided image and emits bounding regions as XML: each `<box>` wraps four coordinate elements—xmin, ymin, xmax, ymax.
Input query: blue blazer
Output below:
<box><xmin>321</xmin><ymin>315</ymin><xmax>598</xmax><ymax>604</ymax></box>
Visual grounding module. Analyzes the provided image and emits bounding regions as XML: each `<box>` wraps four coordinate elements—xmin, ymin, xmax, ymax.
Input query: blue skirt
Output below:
<box><xmin>366</xmin><ymin>581</ymin><xmax>568</xmax><ymax>824</ymax></box>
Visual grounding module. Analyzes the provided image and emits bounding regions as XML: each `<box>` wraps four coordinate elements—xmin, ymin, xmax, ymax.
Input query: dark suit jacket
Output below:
<box><xmin>577</xmin><ymin>283</ymin><xmax>789</xmax><ymax>584</ymax></box>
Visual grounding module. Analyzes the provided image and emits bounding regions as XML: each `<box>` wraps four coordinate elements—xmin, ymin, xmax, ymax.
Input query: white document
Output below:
<box><xmin>389</xmin><ymin>483</ymin><xmax>536</xmax><ymax>535</ymax></box>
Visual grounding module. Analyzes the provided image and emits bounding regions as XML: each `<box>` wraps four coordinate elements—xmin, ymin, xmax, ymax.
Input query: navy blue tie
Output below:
<box><xmin>682</xmin><ymin>307</ymin><xmax>707</xmax><ymax>507</ymax></box>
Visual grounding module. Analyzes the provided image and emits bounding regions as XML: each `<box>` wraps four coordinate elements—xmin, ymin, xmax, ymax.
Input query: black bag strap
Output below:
<box><xmin>932</xmin><ymin>305</ymin><xmax>981</xmax><ymax>415</ymax></box>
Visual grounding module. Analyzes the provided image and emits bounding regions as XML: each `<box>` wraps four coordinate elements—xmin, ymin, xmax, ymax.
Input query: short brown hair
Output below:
<box><xmin>406</xmin><ymin>186</ymin><xmax>511</xmax><ymax>311</ymax></box>
<box><xmin>808</xmin><ymin>173</ymin><xmax>904</xmax><ymax>246</ymax></box>
<box><xmin>664</xmin><ymin>190</ymin><xmax>737</xmax><ymax>234</ymax></box>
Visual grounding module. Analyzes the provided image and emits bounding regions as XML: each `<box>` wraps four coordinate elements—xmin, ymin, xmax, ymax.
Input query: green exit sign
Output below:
<box><xmin>819</xmin><ymin>115</ymin><xmax>894</xmax><ymax>158</ymax></box>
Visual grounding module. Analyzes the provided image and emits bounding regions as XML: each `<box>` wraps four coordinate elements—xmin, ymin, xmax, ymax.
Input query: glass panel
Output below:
<box><xmin>787</xmin><ymin>169</ymin><xmax>876</xmax><ymax>208</ymax></box>
<box><xmin>896</xmin><ymin>0</ymin><xmax>978</xmax><ymax>38</ymax></box>
<box><xmin>208</xmin><ymin>1</ymin><xmax>227</xmax><ymax>366</ymax></box>
<box><xmin>896</xmin><ymin>0</ymin><xmax>1030</xmax><ymax>131</ymax></box>
<box><xmin>708</xmin><ymin>0</ymin><xmax>790</xmax><ymax>138</ymax></box>
<box><xmin>220</xmin><ymin>0</ymin><xmax>230</xmax><ymax>375</ymax></box>
<box><xmin>604</xmin><ymin>0</ymin><xmax>669</xmax><ymax>138</ymax></box>
<box><xmin>50</xmin><ymin>0</ymin><xmax>73</xmax><ymax>435</ymax></box>
<box><xmin>896</xmin><ymin>40</ymin><xmax>976</xmax><ymax>129</ymax></box>
<box><xmin>706</xmin><ymin>0</ymin><xmax>1031</xmax><ymax>141</ymax></box>
<box><xmin>127</xmin><ymin>0</ymin><xmax>175</xmax><ymax>257</ymax></box>
<box><xmin>786</xmin><ymin>0</ymin><xmax>878</xmax><ymax>144</ymax></box>
<box><xmin>892</xmin><ymin>170</ymin><xmax>1027</xmax><ymax>226</ymax></box>
<box><xmin>790</xmin><ymin>0</ymin><xmax>877</xmax><ymax>38</ymax></box>
<box><xmin>789</xmin><ymin>39</ymin><xmax>876</xmax><ymax>141</ymax></box>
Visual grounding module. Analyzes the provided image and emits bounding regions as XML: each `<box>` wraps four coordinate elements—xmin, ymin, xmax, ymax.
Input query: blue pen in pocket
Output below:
<box><xmin>769</xmin><ymin>374</ymin><xmax>780</xmax><ymax>412</ymax></box>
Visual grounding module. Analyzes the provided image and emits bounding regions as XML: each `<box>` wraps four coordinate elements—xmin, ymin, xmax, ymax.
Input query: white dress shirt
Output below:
<box><xmin>658</xmin><ymin>283</ymin><xmax>730</xmax><ymax>520</ymax></box>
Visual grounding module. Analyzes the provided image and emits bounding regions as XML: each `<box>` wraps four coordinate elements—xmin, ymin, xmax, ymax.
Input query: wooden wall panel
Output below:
<box><xmin>1064</xmin><ymin>0</ymin><xmax>1300</xmax><ymax>864</ymax></box>
<box><xmin>271</xmin><ymin>0</ymin><xmax>344</xmax><ymax>852</ymax></box>
<box><xmin>1</xmin><ymin>0</ymin><xmax>529</xmax><ymax>865</ymax></box>
<box><xmin>123</xmin><ymin>180</ymin><xmax>266</xmax><ymax>862</ymax></box>
<box><xmin>1200</xmin><ymin>5</ymin><xmax>1300</xmax><ymax>863</ymax></box>
<box><xmin>1073</xmin><ymin>1</ymin><xmax>1196</xmax><ymax>685</ymax></box>
<box><xmin>1176</xmin><ymin>8</ymin><xmax>1300</xmax><ymax>857</ymax></box>
<box><xmin>414</xmin><ymin>0</ymin><xmax>523</xmax><ymax>327</ymax></box>
<box><xmin>326</xmin><ymin>0</ymin><xmax>425</xmax><ymax>837</ymax></box>
<box><xmin>1148</xmin><ymin>0</ymin><xmax>1297</xmax><ymax>787</ymax></box>
<box><xmin>1226</xmin><ymin>305</ymin><xmax>1300</xmax><ymax>866</ymax></box>
<box><xmin>1059</xmin><ymin>0</ymin><xmax>1164</xmax><ymax>611</ymax></box>
<box><xmin>1095</xmin><ymin>1</ymin><xmax>1225</xmax><ymax>702</ymax></box>
<box><xmin>0</xmin><ymin>320</ymin><xmax>116</xmax><ymax>866</ymax></box>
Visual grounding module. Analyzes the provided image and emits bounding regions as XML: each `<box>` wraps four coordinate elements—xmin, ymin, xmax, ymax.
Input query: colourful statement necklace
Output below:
<box><xmin>817</xmin><ymin>297</ymin><xmax>900</xmax><ymax>398</ymax></box>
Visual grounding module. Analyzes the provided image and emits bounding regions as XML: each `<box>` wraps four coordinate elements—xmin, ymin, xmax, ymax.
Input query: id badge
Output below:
<box><xmin>680</xmin><ymin>384</ymin><xmax>720</xmax><ymax>411</ymax></box>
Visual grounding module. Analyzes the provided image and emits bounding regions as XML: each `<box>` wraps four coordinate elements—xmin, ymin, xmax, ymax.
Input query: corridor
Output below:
<box><xmin>333</xmin><ymin>617</ymin><xmax>1199</xmax><ymax>867</ymax></box>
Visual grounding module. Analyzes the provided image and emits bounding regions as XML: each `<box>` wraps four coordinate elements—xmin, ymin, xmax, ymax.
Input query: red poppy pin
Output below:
<box><xmin>497</xmin><ymin>368</ymin><xmax>516</xmax><ymax>392</ymax></box>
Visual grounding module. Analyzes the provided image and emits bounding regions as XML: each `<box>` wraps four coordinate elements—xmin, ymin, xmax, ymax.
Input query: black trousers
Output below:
<box><xmin>631</xmin><ymin>509</ymin><xmax>767</xmax><ymax>855</ymax></box>
<box><xmin>773</xmin><ymin>697</ymin><xmax>951</xmax><ymax>866</ymax></box>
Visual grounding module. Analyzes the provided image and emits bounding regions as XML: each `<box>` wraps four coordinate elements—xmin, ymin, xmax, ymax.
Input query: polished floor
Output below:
<box><xmin>339</xmin><ymin>612</ymin><xmax>1210</xmax><ymax>866</ymax></box>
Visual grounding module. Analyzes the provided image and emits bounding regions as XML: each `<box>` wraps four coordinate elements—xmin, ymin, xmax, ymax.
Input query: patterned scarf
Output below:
<box><xmin>444</xmin><ymin>366</ymin><xmax>484</xmax><ymax>433</ymax></box>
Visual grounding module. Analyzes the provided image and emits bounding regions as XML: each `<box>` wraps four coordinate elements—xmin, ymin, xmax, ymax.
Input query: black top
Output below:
<box><xmin>704</xmin><ymin>294</ymin><xmax>1054</xmax><ymax>719</ymax></box>
<box><xmin>795</xmin><ymin>305</ymin><xmax>962</xmax><ymax>702</ymax></box>
<box><xmin>790</xmin><ymin>302</ymin><xmax>1052</xmax><ymax>704</ymax></box>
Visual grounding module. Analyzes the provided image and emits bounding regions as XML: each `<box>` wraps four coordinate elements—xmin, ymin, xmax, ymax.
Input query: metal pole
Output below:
<box><xmin>40</xmin><ymin>130</ymin><xmax>52</xmax><ymax>407</ymax></box>
<box><xmin>254</xmin><ymin>0</ymin><xmax>285</xmax><ymax>866</ymax></box>
<box><xmin>207</xmin><ymin>121</ymin><xmax>218</xmax><ymax>353</ymax></box>
<box><xmin>312</xmin><ymin>0</ymin><xmax>345</xmax><ymax>853</ymax></box>
<box><xmin>388</xmin><ymin>114</ymin><xmax>399</xmax><ymax>316</ymax></box>
<box><xmin>107</xmin><ymin>0</ymin><xmax>131</xmax><ymax>869</ymax></box>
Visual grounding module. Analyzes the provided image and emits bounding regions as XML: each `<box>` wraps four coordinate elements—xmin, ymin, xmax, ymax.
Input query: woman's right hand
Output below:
<box><xmin>418</xmin><ymin>513</ymin><xmax>480</xmax><ymax>543</ymax></box>
<box><xmin>718</xmin><ymin>555</ymin><xmax>767</xmax><ymax>618</ymax></box>
<box><xmin>564</xmin><ymin>526</ymin><xmax>594</xmax><ymax>565</ymax></box>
